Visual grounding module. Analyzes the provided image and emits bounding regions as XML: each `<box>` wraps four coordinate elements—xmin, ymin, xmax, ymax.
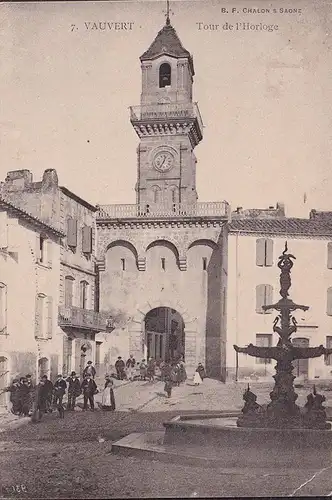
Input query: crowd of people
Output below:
<box><xmin>4</xmin><ymin>361</ymin><xmax>116</xmax><ymax>422</ymax></box>
<box><xmin>3</xmin><ymin>357</ymin><xmax>207</xmax><ymax>419</ymax></box>
<box><xmin>114</xmin><ymin>355</ymin><xmax>206</xmax><ymax>398</ymax></box>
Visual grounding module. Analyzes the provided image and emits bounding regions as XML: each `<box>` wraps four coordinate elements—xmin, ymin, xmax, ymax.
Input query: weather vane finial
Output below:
<box><xmin>164</xmin><ymin>0</ymin><xmax>174</xmax><ymax>25</ymax></box>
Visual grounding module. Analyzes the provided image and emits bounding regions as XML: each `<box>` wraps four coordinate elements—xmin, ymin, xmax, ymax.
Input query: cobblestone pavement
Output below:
<box><xmin>1</xmin><ymin>379</ymin><xmax>332</xmax><ymax>498</ymax></box>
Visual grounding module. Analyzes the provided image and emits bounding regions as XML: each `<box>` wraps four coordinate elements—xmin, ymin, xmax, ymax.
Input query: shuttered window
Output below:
<box><xmin>256</xmin><ymin>284</ymin><xmax>273</xmax><ymax>314</ymax></box>
<box><xmin>327</xmin><ymin>243</ymin><xmax>332</xmax><ymax>269</ymax></box>
<box><xmin>67</xmin><ymin>219</ymin><xmax>77</xmax><ymax>248</ymax></box>
<box><xmin>327</xmin><ymin>287</ymin><xmax>332</xmax><ymax>316</ymax></box>
<box><xmin>256</xmin><ymin>334</ymin><xmax>272</xmax><ymax>364</ymax></box>
<box><xmin>47</xmin><ymin>240</ymin><xmax>52</xmax><ymax>267</ymax></box>
<box><xmin>256</xmin><ymin>238</ymin><xmax>273</xmax><ymax>267</ymax></box>
<box><xmin>64</xmin><ymin>277</ymin><xmax>74</xmax><ymax>308</ymax></box>
<box><xmin>326</xmin><ymin>336</ymin><xmax>332</xmax><ymax>366</ymax></box>
<box><xmin>47</xmin><ymin>296</ymin><xmax>53</xmax><ymax>339</ymax></box>
<box><xmin>80</xmin><ymin>281</ymin><xmax>89</xmax><ymax>310</ymax></box>
<box><xmin>0</xmin><ymin>283</ymin><xmax>7</xmax><ymax>334</ymax></box>
<box><xmin>35</xmin><ymin>294</ymin><xmax>46</xmax><ymax>338</ymax></box>
<box><xmin>82</xmin><ymin>226</ymin><xmax>92</xmax><ymax>254</ymax></box>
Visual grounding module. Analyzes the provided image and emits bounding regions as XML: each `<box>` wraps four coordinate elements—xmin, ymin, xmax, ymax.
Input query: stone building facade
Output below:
<box><xmin>227</xmin><ymin>207</ymin><xmax>332</xmax><ymax>382</ymax></box>
<box><xmin>0</xmin><ymin>168</ymin><xmax>108</xmax><ymax>382</ymax></box>
<box><xmin>0</xmin><ymin>195</ymin><xmax>63</xmax><ymax>406</ymax></box>
<box><xmin>97</xmin><ymin>18</ymin><xmax>230</xmax><ymax>379</ymax></box>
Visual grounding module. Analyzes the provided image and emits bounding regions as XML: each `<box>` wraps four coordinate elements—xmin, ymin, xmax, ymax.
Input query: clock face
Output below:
<box><xmin>153</xmin><ymin>152</ymin><xmax>174</xmax><ymax>172</ymax></box>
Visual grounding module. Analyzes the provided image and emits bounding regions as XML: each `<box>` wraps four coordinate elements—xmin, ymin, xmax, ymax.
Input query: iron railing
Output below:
<box><xmin>130</xmin><ymin>102</ymin><xmax>203</xmax><ymax>131</ymax></box>
<box><xmin>58</xmin><ymin>306</ymin><xmax>109</xmax><ymax>332</ymax></box>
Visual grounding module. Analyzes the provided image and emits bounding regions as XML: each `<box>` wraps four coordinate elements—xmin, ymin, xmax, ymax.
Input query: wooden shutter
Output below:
<box><xmin>67</xmin><ymin>219</ymin><xmax>77</xmax><ymax>248</ymax></box>
<box><xmin>47</xmin><ymin>296</ymin><xmax>53</xmax><ymax>339</ymax></box>
<box><xmin>265</xmin><ymin>239</ymin><xmax>273</xmax><ymax>267</ymax></box>
<box><xmin>82</xmin><ymin>226</ymin><xmax>92</xmax><ymax>254</ymax></box>
<box><xmin>327</xmin><ymin>243</ymin><xmax>332</xmax><ymax>269</ymax></box>
<box><xmin>327</xmin><ymin>288</ymin><xmax>332</xmax><ymax>316</ymax></box>
<box><xmin>264</xmin><ymin>285</ymin><xmax>273</xmax><ymax>313</ymax></box>
<box><xmin>256</xmin><ymin>239</ymin><xmax>265</xmax><ymax>266</ymax></box>
<box><xmin>35</xmin><ymin>295</ymin><xmax>43</xmax><ymax>338</ymax></box>
<box><xmin>47</xmin><ymin>240</ymin><xmax>53</xmax><ymax>267</ymax></box>
<box><xmin>0</xmin><ymin>212</ymin><xmax>8</xmax><ymax>249</ymax></box>
<box><xmin>256</xmin><ymin>284</ymin><xmax>265</xmax><ymax>313</ymax></box>
<box><xmin>65</xmin><ymin>278</ymin><xmax>73</xmax><ymax>308</ymax></box>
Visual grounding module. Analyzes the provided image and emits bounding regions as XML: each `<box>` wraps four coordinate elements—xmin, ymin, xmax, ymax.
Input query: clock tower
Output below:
<box><xmin>130</xmin><ymin>16</ymin><xmax>203</xmax><ymax>210</ymax></box>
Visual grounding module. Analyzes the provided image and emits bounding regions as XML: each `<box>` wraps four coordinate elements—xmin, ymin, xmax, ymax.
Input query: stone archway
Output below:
<box><xmin>129</xmin><ymin>299</ymin><xmax>199</xmax><ymax>373</ymax></box>
<box><xmin>145</xmin><ymin>307</ymin><xmax>185</xmax><ymax>362</ymax></box>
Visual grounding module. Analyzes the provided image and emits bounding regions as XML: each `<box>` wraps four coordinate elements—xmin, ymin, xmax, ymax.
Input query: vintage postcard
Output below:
<box><xmin>0</xmin><ymin>0</ymin><xmax>332</xmax><ymax>498</ymax></box>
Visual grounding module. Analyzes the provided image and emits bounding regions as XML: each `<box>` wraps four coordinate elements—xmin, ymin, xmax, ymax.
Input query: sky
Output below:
<box><xmin>1</xmin><ymin>0</ymin><xmax>332</xmax><ymax>217</ymax></box>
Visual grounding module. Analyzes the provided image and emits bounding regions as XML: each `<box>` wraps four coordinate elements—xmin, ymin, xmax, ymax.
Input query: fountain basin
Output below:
<box><xmin>163</xmin><ymin>413</ymin><xmax>332</xmax><ymax>467</ymax></box>
<box><xmin>111</xmin><ymin>412</ymin><xmax>332</xmax><ymax>469</ymax></box>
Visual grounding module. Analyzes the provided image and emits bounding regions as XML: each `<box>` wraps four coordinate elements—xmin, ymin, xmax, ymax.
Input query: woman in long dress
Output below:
<box><xmin>193</xmin><ymin>370</ymin><xmax>202</xmax><ymax>386</ymax></box>
<box><xmin>101</xmin><ymin>380</ymin><xmax>116</xmax><ymax>411</ymax></box>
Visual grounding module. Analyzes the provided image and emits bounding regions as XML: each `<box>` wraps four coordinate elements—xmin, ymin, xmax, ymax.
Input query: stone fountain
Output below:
<box><xmin>234</xmin><ymin>242</ymin><xmax>331</xmax><ymax>431</ymax></box>
<box><xmin>112</xmin><ymin>243</ymin><xmax>332</xmax><ymax>468</ymax></box>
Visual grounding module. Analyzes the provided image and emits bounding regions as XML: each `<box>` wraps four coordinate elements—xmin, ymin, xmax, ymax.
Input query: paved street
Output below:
<box><xmin>1</xmin><ymin>379</ymin><xmax>332</xmax><ymax>498</ymax></box>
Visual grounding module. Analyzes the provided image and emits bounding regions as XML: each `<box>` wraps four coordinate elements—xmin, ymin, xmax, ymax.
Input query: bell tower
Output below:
<box><xmin>130</xmin><ymin>13</ymin><xmax>203</xmax><ymax>210</ymax></box>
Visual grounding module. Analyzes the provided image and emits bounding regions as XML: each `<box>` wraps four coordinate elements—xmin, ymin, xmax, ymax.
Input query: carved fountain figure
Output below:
<box><xmin>234</xmin><ymin>242</ymin><xmax>332</xmax><ymax>430</ymax></box>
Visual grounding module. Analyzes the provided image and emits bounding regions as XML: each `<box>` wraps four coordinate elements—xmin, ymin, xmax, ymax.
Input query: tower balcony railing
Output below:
<box><xmin>58</xmin><ymin>305</ymin><xmax>110</xmax><ymax>332</ymax></box>
<box><xmin>97</xmin><ymin>201</ymin><xmax>230</xmax><ymax>220</ymax></box>
<box><xmin>130</xmin><ymin>102</ymin><xmax>203</xmax><ymax>131</ymax></box>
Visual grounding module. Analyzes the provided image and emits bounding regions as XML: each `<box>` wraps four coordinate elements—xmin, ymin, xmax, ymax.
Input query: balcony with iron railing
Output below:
<box><xmin>58</xmin><ymin>306</ymin><xmax>112</xmax><ymax>332</ymax></box>
<box><xmin>130</xmin><ymin>102</ymin><xmax>204</xmax><ymax>132</ymax></box>
<box><xmin>97</xmin><ymin>201</ymin><xmax>230</xmax><ymax>221</ymax></box>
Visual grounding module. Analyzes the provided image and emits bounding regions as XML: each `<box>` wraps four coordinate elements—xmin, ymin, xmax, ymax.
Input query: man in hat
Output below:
<box><xmin>66</xmin><ymin>371</ymin><xmax>81</xmax><ymax>411</ymax></box>
<box><xmin>81</xmin><ymin>373</ymin><xmax>97</xmax><ymax>411</ymax></box>
<box><xmin>53</xmin><ymin>374</ymin><xmax>66</xmax><ymax>411</ymax></box>
<box><xmin>126</xmin><ymin>354</ymin><xmax>136</xmax><ymax>382</ymax></box>
<box><xmin>83</xmin><ymin>361</ymin><xmax>96</xmax><ymax>379</ymax></box>
<box><xmin>115</xmin><ymin>356</ymin><xmax>125</xmax><ymax>380</ymax></box>
<box><xmin>41</xmin><ymin>375</ymin><xmax>54</xmax><ymax>413</ymax></box>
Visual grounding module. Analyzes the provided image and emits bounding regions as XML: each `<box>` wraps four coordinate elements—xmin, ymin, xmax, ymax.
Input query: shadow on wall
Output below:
<box><xmin>205</xmin><ymin>231</ymin><xmax>226</xmax><ymax>382</ymax></box>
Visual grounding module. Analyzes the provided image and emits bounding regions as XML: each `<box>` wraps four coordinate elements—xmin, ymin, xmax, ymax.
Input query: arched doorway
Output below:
<box><xmin>38</xmin><ymin>357</ymin><xmax>49</xmax><ymax>378</ymax></box>
<box><xmin>0</xmin><ymin>357</ymin><xmax>9</xmax><ymax>406</ymax></box>
<box><xmin>144</xmin><ymin>307</ymin><xmax>185</xmax><ymax>362</ymax></box>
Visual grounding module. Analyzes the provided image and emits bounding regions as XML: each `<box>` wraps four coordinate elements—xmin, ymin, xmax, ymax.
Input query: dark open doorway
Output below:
<box><xmin>144</xmin><ymin>307</ymin><xmax>185</xmax><ymax>362</ymax></box>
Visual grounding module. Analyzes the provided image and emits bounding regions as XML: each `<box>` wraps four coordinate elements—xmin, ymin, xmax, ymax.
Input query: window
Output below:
<box><xmin>326</xmin><ymin>336</ymin><xmax>332</xmax><ymax>365</ymax></box>
<box><xmin>202</xmin><ymin>257</ymin><xmax>207</xmax><ymax>271</ymax></box>
<box><xmin>67</xmin><ymin>218</ymin><xmax>78</xmax><ymax>248</ymax></box>
<box><xmin>82</xmin><ymin>226</ymin><xmax>92</xmax><ymax>254</ymax></box>
<box><xmin>159</xmin><ymin>63</ymin><xmax>171</xmax><ymax>88</ymax></box>
<box><xmin>327</xmin><ymin>287</ymin><xmax>332</xmax><ymax>316</ymax></box>
<box><xmin>64</xmin><ymin>276</ymin><xmax>74</xmax><ymax>308</ymax></box>
<box><xmin>161</xmin><ymin>258</ymin><xmax>166</xmax><ymax>271</ymax></box>
<box><xmin>35</xmin><ymin>294</ymin><xmax>52</xmax><ymax>339</ymax></box>
<box><xmin>0</xmin><ymin>283</ymin><xmax>7</xmax><ymax>334</ymax></box>
<box><xmin>80</xmin><ymin>281</ymin><xmax>89</xmax><ymax>310</ymax></box>
<box><xmin>328</xmin><ymin>243</ymin><xmax>332</xmax><ymax>269</ymax></box>
<box><xmin>256</xmin><ymin>334</ymin><xmax>272</xmax><ymax>364</ymax></box>
<box><xmin>256</xmin><ymin>238</ymin><xmax>273</xmax><ymax>267</ymax></box>
<box><xmin>256</xmin><ymin>284</ymin><xmax>273</xmax><ymax>313</ymax></box>
<box><xmin>153</xmin><ymin>186</ymin><xmax>161</xmax><ymax>204</ymax></box>
<box><xmin>121</xmin><ymin>258</ymin><xmax>126</xmax><ymax>271</ymax></box>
